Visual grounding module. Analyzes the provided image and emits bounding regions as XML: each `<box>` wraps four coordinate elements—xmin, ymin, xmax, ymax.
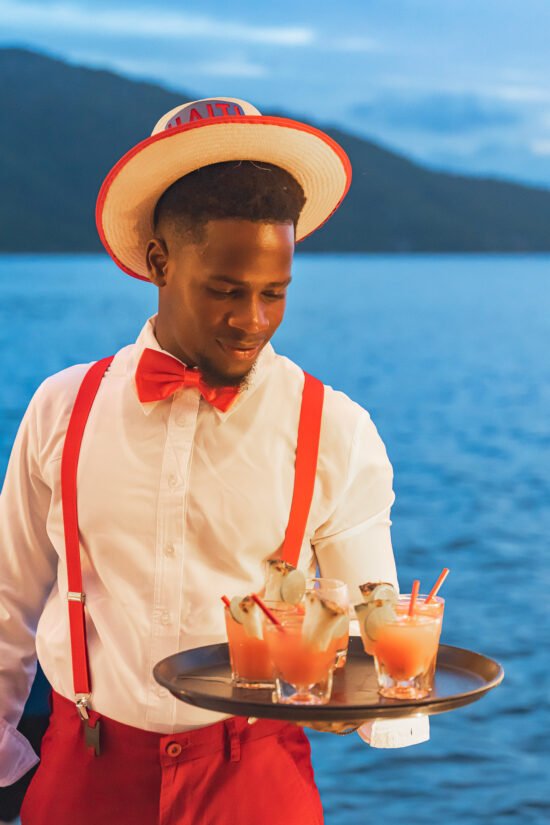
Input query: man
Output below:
<box><xmin>0</xmin><ymin>98</ymin><xmax>398</xmax><ymax>824</ymax></box>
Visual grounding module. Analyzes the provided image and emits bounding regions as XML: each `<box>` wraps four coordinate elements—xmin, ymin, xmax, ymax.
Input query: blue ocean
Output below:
<box><xmin>0</xmin><ymin>254</ymin><xmax>548</xmax><ymax>824</ymax></box>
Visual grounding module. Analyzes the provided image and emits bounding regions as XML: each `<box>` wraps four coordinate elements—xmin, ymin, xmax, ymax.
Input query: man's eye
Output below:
<box><xmin>264</xmin><ymin>292</ymin><xmax>286</xmax><ymax>300</ymax></box>
<box><xmin>208</xmin><ymin>288</ymin><xmax>238</xmax><ymax>297</ymax></box>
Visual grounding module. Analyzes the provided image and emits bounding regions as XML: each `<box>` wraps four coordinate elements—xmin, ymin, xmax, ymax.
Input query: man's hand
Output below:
<box><xmin>294</xmin><ymin>719</ymin><xmax>364</xmax><ymax>735</ymax></box>
<box><xmin>294</xmin><ymin>715</ymin><xmax>431</xmax><ymax>746</ymax></box>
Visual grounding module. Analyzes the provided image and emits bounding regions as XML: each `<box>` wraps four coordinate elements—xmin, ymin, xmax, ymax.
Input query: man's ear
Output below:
<box><xmin>146</xmin><ymin>237</ymin><xmax>169</xmax><ymax>286</ymax></box>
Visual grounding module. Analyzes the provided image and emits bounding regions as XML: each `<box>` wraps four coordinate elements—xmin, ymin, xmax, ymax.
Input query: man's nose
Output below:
<box><xmin>227</xmin><ymin>295</ymin><xmax>269</xmax><ymax>334</ymax></box>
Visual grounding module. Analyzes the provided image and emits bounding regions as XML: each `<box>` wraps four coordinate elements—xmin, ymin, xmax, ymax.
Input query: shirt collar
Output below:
<box><xmin>130</xmin><ymin>313</ymin><xmax>275</xmax><ymax>419</ymax></box>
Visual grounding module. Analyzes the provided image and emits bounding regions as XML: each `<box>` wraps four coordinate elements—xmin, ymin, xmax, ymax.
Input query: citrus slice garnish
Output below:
<box><xmin>367</xmin><ymin>583</ymin><xmax>398</xmax><ymax>605</ymax></box>
<box><xmin>229</xmin><ymin>596</ymin><xmax>246</xmax><ymax>624</ymax></box>
<box><xmin>364</xmin><ymin>602</ymin><xmax>397</xmax><ymax>641</ymax></box>
<box><xmin>280</xmin><ymin>569</ymin><xmax>306</xmax><ymax>604</ymax></box>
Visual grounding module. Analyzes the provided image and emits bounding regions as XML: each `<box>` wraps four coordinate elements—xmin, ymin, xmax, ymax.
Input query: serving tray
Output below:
<box><xmin>153</xmin><ymin>637</ymin><xmax>504</xmax><ymax>722</ymax></box>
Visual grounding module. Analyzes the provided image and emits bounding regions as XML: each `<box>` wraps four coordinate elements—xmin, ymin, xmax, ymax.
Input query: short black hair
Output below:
<box><xmin>153</xmin><ymin>160</ymin><xmax>306</xmax><ymax>243</ymax></box>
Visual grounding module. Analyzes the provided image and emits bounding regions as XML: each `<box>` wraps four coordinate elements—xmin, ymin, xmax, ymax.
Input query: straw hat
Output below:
<box><xmin>96</xmin><ymin>97</ymin><xmax>352</xmax><ymax>282</ymax></box>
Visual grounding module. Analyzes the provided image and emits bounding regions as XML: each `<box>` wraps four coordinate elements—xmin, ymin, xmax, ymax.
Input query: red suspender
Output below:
<box><xmin>61</xmin><ymin>356</ymin><xmax>114</xmax><ymax>724</ymax></box>
<box><xmin>60</xmin><ymin>361</ymin><xmax>323</xmax><ymax>726</ymax></box>
<box><xmin>280</xmin><ymin>372</ymin><xmax>325</xmax><ymax>568</ymax></box>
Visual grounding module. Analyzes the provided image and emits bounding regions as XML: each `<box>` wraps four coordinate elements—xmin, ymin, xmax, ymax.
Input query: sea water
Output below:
<box><xmin>0</xmin><ymin>253</ymin><xmax>548</xmax><ymax>824</ymax></box>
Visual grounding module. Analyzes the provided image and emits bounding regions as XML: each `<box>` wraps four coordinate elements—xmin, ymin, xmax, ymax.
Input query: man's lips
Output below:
<box><xmin>217</xmin><ymin>339</ymin><xmax>265</xmax><ymax>361</ymax></box>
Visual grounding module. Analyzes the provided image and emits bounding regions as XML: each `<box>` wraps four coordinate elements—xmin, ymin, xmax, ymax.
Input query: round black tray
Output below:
<box><xmin>153</xmin><ymin>637</ymin><xmax>504</xmax><ymax>722</ymax></box>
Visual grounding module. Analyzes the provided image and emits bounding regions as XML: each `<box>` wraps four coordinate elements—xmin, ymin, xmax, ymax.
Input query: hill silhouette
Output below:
<box><xmin>1</xmin><ymin>47</ymin><xmax>550</xmax><ymax>253</ymax></box>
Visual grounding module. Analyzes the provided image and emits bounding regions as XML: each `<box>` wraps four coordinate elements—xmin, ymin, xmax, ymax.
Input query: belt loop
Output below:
<box><xmin>225</xmin><ymin>719</ymin><xmax>241</xmax><ymax>763</ymax></box>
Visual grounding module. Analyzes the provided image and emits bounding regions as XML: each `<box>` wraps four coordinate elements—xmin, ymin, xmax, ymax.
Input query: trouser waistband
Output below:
<box><xmin>50</xmin><ymin>690</ymin><xmax>290</xmax><ymax>764</ymax></box>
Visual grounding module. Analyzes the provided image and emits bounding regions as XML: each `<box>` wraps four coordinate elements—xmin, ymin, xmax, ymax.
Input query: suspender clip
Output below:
<box><xmin>84</xmin><ymin>718</ymin><xmax>101</xmax><ymax>757</ymax></box>
<box><xmin>75</xmin><ymin>693</ymin><xmax>91</xmax><ymax>721</ymax></box>
<box><xmin>67</xmin><ymin>591</ymin><xmax>86</xmax><ymax>603</ymax></box>
<box><xmin>75</xmin><ymin>694</ymin><xmax>101</xmax><ymax>756</ymax></box>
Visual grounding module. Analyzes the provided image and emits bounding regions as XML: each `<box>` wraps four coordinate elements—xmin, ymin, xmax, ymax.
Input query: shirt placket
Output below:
<box><xmin>146</xmin><ymin>390</ymin><xmax>200</xmax><ymax>728</ymax></box>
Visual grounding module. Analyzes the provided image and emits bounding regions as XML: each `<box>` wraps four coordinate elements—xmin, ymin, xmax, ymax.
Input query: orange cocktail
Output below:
<box><xmin>224</xmin><ymin>602</ymin><xmax>297</xmax><ymax>688</ymax></box>
<box><xmin>333</xmin><ymin>629</ymin><xmax>350</xmax><ymax>667</ymax></box>
<box><xmin>264</xmin><ymin>615</ymin><xmax>339</xmax><ymax>704</ymax></box>
<box><xmin>407</xmin><ymin>594</ymin><xmax>445</xmax><ymax>621</ymax></box>
<box><xmin>293</xmin><ymin>609</ymin><xmax>348</xmax><ymax>669</ymax></box>
<box><xmin>305</xmin><ymin>577</ymin><xmax>350</xmax><ymax>668</ymax></box>
<box><xmin>372</xmin><ymin>595</ymin><xmax>444</xmax><ymax>699</ymax></box>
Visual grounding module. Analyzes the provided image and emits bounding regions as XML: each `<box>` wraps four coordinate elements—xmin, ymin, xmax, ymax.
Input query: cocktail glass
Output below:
<box><xmin>224</xmin><ymin>601</ymin><xmax>297</xmax><ymax>688</ymax></box>
<box><xmin>306</xmin><ymin>577</ymin><xmax>350</xmax><ymax>668</ymax></box>
<box><xmin>264</xmin><ymin>613</ymin><xmax>339</xmax><ymax>704</ymax></box>
<box><xmin>371</xmin><ymin>595</ymin><xmax>444</xmax><ymax>699</ymax></box>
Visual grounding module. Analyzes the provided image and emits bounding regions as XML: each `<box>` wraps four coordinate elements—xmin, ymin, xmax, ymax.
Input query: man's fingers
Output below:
<box><xmin>293</xmin><ymin>719</ymin><xmax>364</xmax><ymax>734</ymax></box>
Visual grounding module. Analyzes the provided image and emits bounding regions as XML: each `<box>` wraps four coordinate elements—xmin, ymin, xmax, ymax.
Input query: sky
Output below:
<box><xmin>2</xmin><ymin>0</ymin><xmax>550</xmax><ymax>188</ymax></box>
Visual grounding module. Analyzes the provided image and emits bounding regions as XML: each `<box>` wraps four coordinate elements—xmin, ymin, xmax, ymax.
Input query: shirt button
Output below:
<box><xmin>160</xmin><ymin>610</ymin><xmax>172</xmax><ymax>626</ymax></box>
<box><xmin>164</xmin><ymin>543</ymin><xmax>175</xmax><ymax>557</ymax></box>
<box><xmin>156</xmin><ymin>686</ymin><xmax>168</xmax><ymax>698</ymax></box>
<box><xmin>167</xmin><ymin>473</ymin><xmax>178</xmax><ymax>488</ymax></box>
<box><xmin>166</xmin><ymin>742</ymin><xmax>182</xmax><ymax>758</ymax></box>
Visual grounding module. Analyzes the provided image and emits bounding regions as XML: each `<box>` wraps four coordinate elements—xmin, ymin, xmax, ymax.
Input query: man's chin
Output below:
<box><xmin>197</xmin><ymin>356</ymin><xmax>256</xmax><ymax>390</ymax></box>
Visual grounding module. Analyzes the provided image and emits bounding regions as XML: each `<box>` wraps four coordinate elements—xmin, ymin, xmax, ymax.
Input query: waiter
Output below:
<box><xmin>0</xmin><ymin>98</ymin><xmax>398</xmax><ymax>824</ymax></box>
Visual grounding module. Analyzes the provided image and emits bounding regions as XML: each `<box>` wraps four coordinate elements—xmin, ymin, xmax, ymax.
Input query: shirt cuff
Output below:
<box><xmin>0</xmin><ymin>717</ymin><xmax>40</xmax><ymax>786</ymax></box>
<box><xmin>357</xmin><ymin>715</ymin><xmax>430</xmax><ymax>748</ymax></box>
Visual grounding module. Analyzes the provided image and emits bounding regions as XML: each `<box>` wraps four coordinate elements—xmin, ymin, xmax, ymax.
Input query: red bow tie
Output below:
<box><xmin>135</xmin><ymin>348</ymin><xmax>239</xmax><ymax>412</ymax></box>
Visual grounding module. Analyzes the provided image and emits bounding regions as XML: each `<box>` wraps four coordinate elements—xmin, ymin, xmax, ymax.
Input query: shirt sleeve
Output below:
<box><xmin>312</xmin><ymin>409</ymin><xmax>399</xmax><ymax>605</ymax></box>
<box><xmin>312</xmin><ymin>411</ymin><xmax>430</xmax><ymax>749</ymax></box>
<box><xmin>0</xmin><ymin>383</ymin><xmax>58</xmax><ymax>785</ymax></box>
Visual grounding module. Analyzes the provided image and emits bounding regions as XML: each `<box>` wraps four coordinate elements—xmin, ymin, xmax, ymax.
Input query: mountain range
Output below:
<box><xmin>2</xmin><ymin>47</ymin><xmax>550</xmax><ymax>253</ymax></box>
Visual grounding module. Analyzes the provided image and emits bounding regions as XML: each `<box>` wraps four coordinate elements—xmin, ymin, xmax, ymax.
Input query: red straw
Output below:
<box><xmin>221</xmin><ymin>595</ymin><xmax>231</xmax><ymax>608</ymax></box>
<box><xmin>425</xmin><ymin>568</ymin><xmax>450</xmax><ymax>603</ymax></box>
<box><xmin>251</xmin><ymin>593</ymin><xmax>283</xmax><ymax>627</ymax></box>
<box><xmin>408</xmin><ymin>580</ymin><xmax>420</xmax><ymax>617</ymax></box>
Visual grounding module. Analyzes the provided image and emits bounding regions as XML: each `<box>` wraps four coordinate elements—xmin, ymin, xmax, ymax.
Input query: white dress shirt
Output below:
<box><xmin>0</xmin><ymin>313</ymin><xmax>398</xmax><ymax>784</ymax></box>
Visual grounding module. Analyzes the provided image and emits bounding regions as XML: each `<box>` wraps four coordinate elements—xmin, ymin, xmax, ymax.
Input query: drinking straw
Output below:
<box><xmin>221</xmin><ymin>595</ymin><xmax>231</xmax><ymax>608</ymax></box>
<box><xmin>425</xmin><ymin>568</ymin><xmax>450</xmax><ymax>603</ymax></box>
<box><xmin>408</xmin><ymin>580</ymin><xmax>420</xmax><ymax>617</ymax></box>
<box><xmin>251</xmin><ymin>593</ymin><xmax>283</xmax><ymax>627</ymax></box>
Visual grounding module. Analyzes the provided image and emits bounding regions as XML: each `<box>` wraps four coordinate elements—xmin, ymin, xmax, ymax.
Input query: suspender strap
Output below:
<box><xmin>60</xmin><ymin>358</ymin><xmax>322</xmax><ymax>719</ymax></box>
<box><xmin>280</xmin><ymin>372</ymin><xmax>325</xmax><ymax>568</ymax></box>
<box><xmin>60</xmin><ymin>356</ymin><xmax>114</xmax><ymax>718</ymax></box>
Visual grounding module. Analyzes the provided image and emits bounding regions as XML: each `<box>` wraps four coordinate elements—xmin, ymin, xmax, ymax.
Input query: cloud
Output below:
<box><xmin>328</xmin><ymin>36</ymin><xmax>381</xmax><ymax>53</ymax></box>
<box><xmin>488</xmin><ymin>84</ymin><xmax>550</xmax><ymax>104</ymax></box>
<box><xmin>0</xmin><ymin>0</ymin><xmax>314</xmax><ymax>46</ymax></box>
<box><xmin>531</xmin><ymin>139</ymin><xmax>550</xmax><ymax>157</ymax></box>
<box><xmin>187</xmin><ymin>59</ymin><xmax>267</xmax><ymax>79</ymax></box>
<box><xmin>86</xmin><ymin>52</ymin><xmax>267</xmax><ymax>81</ymax></box>
<box><xmin>0</xmin><ymin>0</ymin><xmax>382</xmax><ymax>54</ymax></box>
<box><xmin>351</xmin><ymin>91</ymin><xmax>522</xmax><ymax>135</ymax></box>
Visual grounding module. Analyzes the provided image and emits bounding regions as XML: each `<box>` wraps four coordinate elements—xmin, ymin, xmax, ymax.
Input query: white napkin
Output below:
<box><xmin>357</xmin><ymin>715</ymin><xmax>430</xmax><ymax>748</ymax></box>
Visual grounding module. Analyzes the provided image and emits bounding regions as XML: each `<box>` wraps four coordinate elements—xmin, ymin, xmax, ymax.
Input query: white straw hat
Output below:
<box><xmin>96</xmin><ymin>97</ymin><xmax>352</xmax><ymax>282</ymax></box>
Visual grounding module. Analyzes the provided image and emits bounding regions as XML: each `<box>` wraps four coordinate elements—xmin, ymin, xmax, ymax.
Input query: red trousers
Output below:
<box><xmin>21</xmin><ymin>692</ymin><xmax>324</xmax><ymax>825</ymax></box>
